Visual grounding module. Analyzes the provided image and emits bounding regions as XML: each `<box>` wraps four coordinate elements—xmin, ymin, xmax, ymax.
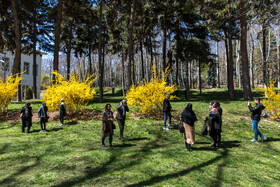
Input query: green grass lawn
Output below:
<box><xmin>0</xmin><ymin>89</ymin><xmax>279</xmax><ymax>186</ymax></box>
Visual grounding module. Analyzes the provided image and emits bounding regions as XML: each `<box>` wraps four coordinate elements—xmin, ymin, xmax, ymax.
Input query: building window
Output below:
<box><xmin>24</xmin><ymin>62</ymin><xmax>29</xmax><ymax>75</ymax></box>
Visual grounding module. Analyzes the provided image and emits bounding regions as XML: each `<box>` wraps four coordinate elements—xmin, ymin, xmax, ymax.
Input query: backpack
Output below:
<box><xmin>23</xmin><ymin>107</ymin><xmax>31</xmax><ymax>119</ymax></box>
<box><xmin>178</xmin><ymin>123</ymin><xmax>185</xmax><ymax>133</ymax></box>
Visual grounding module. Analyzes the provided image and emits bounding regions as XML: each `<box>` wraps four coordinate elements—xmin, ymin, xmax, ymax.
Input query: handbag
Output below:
<box><xmin>178</xmin><ymin>123</ymin><xmax>185</xmax><ymax>133</ymax></box>
<box><xmin>112</xmin><ymin>122</ymin><xmax>116</xmax><ymax>129</ymax></box>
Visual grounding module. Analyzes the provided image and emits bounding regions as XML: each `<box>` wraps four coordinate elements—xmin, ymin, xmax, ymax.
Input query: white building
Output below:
<box><xmin>0</xmin><ymin>51</ymin><xmax>44</xmax><ymax>99</ymax></box>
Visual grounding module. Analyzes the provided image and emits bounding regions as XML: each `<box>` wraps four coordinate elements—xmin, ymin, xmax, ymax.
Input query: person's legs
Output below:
<box><xmin>118</xmin><ymin>119</ymin><xmax>124</xmax><ymax>141</ymax></box>
<box><xmin>21</xmin><ymin>120</ymin><xmax>25</xmax><ymax>133</ymax></box>
<box><xmin>168</xmin><ymin>112</ymin><xmax>172</xmax><ymax>126</ymax></box>
<box><xmin>101</xmin><ymin>136</ymin><xmax>106</xmax><ymax>147</ymax></box>
<box><xmin>109</xmin><ymin>130</ymin><xmax>113</xmax><ymax>147</ymax></box>
<box><xmin>59</xmin><ymin>116</ymin><xmax>64</xmax><ymax>125</ymax></box>
<box><xmin>43</xmin><ymin>122</ymin><xmax>46</xmax><ymax>130</ymax></box>
<box><xmin>40</xmin><ymin>119</ymin><xmax>44</xmax><ymax>130</ymax></box>
<box><xmin>252</xmin><ymin>120</ymin><xmax>263</xmax><ymax>140</ymax></box>
<box><xmin>26</xmin><ymin>120</ymin><xmax>31</xmax><ymax>133</ymax></box>
<box><xmin>163</xmin><ymin>112</ymin><xmax>167</xmax><ymax>128</ymax></box>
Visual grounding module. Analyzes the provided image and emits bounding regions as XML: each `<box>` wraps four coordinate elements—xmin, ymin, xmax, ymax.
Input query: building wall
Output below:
<box><xmin>0</xmin><ymin>51</ymin><xmax>42</xmax><ymax>99</ymax></box>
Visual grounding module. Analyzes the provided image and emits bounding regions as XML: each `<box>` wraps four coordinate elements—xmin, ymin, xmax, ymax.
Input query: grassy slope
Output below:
<box><xmin>0</xmin><ymin>89</ymin><xmax>279</xmax><ymax>186</ymax></box>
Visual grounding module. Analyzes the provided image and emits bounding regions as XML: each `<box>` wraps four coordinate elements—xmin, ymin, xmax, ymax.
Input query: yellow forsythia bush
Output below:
<box><xmin>126</xmin><ymin>64</ymin><xmax>178</xmax><ymax>114</ymax></box>
<box><xmin>42</xmin><ymin>71</ymin><xmax>97</xmax><ymax>111</ymax></box>
<box><xmin>0</xmin><ymin>74</ymin><xmax>22</xmax><ymax>111</ymax></box>
<box><xmin>257</xmin><ymin>80</ymin><xmax>280</xmax><ymax>119</ymax></box>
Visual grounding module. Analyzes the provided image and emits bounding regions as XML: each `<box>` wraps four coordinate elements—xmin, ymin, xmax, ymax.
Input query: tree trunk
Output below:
<box><xmin>216</xmin><ymin>42</ymin><xmax>220</xmax><ymax>88</ymax></box>
<box><xmin>11</xmin><ymin>0</ymin><xmax>22</xmax><ymax>101</ymax></box>
<box><xmin>185</xmin><ymin>60</ymin><xmax>190</xmax><ymax>100</ymax></box>
<box><xmin>227</xmin><ymin>0</ymin><xmax>235</xmax><ymax>100</ymax></box>
<box><xmin>122</xmin><ymin>50</ymin><xmax>126</xmax><ymax>97</ymax></box>
<box><xmin>198</xmin><ymin>59</ymin><xmax>202</xmax><ymax>95</ymax></box>
<box><xmin>140</xmin><ymin>40</ymin><xmax>145</xmax><ymax>80</ymax></box>
<box><xmin>277</xmin><ymin>28</ymin><xmax>280</xmax><ymax>88</ymax></box>
<box><xmin>128</xmin><ymin>0</ymin><xmax>135</xmax><ymax>88</ymax></box>
<box><xmin>262</xmin><ymin>22</ymin><xmax>267</xmax><ymax>86</ymax></box>
<box><xmin>250</xmin><ymin>28</ymin><xmax>255</xmax><ymax>89</ymax></box>
<box><xmin>53</xmin><ymin>0</ymin><xmax>63</xmax><ymax>81</ymax></box>
<box><xmin>175</xmin><ymin>54</ymin><xmax>179</xmax><ymax>85</ymax></box>
<box><xmin>240</xmin><ymin>0</ymin><xmax>252</xmax><ymax>100</ymax></box>
<box><xmin>98</xmin><ymin>0</ymin><xmax>103</xmax><ymax>102</ymax></box>
<box><xmin>66</xmin><ymin>19</ymin><xmax>73</xmax><ymax>80</ymax></box>
<box><xmin>32</xmin><ymin>8</ymin><xmax>37</xmax><ymax>99</ymax></box>
<box><xmin>149</xmin><ymin>35</ymin><xmax>153</xmax><ymax>80</ymax></box>
<box><xmin>162</xmin><ymin>24</ymin><xmax>167</xmax><ymax>74</ymax></box>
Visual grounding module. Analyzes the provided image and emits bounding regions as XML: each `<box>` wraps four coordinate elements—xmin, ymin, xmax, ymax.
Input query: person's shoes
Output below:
<box><xmin>59</xmin><ymin>123</ymin><xmax>63</xmax><ymax>126</ymax></box>
<box><xmin>109</xmin><ymin>144</ymin><xmax>114</xmax><ymax>148</ymax></box>
<box><xmin>250</xmin><ymin>139</ymin><xmax>258</xmax><ymax>142</ymax></box>
<box><xmin>119</xmin><ymin>137</ymin><xmax>121</xmax><ymax>140</ymax></box>
<box><xmin>101</xmin><ymin>144</ymin><xmax>106</xmax><ymax>147</ymax></box>
<box><xmin>261</xmin><ymin>137</ymin><xmax>267</xmax><ymax>142</ymax></box>
<box><xmin>40</xmin><ymin>130</ymin><xmax>44</xmax><ymax>133</ymax></box>
<box><xmin>168</xmin><ymin>124</ymin><xmax>174</xmax><ymax>127</ymax></box>
<box><xmin>163</xmin><ymin>127</ymin><xmax>169</xmax><ymax>130</ymax></box>
<box><xmin>120</xmin><ymin>138</ymin><xmax>124</xmax><ymax>142</ymax></box>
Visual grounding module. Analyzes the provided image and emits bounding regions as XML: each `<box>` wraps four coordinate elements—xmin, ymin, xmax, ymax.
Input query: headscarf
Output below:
<box><xmin>25</xmin><ymin>102</ymin><xmax>30</xmax><ymax>107</ymax></box>
<box><xmin>181</xmin><ymin>103</ymin><xmax>197</xmax><ymax>126</ymax></box>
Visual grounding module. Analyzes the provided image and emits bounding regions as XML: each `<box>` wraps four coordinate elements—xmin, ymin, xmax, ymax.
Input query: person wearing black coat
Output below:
<box><xmin>247</xmin><ymin>97</ymin><xmax>267</xmax><ymax>142</ymax></box>
<box><xmin>181</xmin><ymin>103</ymin><xmax>197</xmax><ymax>151</ymax></box>
<box><xmin>163</xmin><ymin>94</ymin><xmax>173</xmax><ymax>130</ymax></box>
<box><xmin>209</xmin><ymin>102</ymin><xmax>221</xmax><ymax>147</ymax></box>
<box><xmin>38</xmin><ymin>102</ymin><xmax>48</xmax><ymax>132</ymax></box>
<box><xmin>59</xmin><ymin>99</ymin><xmax>66</xmax><ymax>126</ymax></box>
<box><xmin>116</xmin><ymin>99</ymin><xmax>129</xmax><ymax>142</ymax></box>
<box><xmin>20</xmin><ymin>102</ymin><xmax>33</xmax><ymax>133</ymax></box>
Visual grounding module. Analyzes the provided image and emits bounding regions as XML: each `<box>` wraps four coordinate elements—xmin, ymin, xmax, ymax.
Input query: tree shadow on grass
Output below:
<box><xmin>53</xmin><ymin>132</ymin><xmax>164</xmax><ymax>187</ymax></box>
<box><xmin>67</xmin><ymin>120</ymin><xmax>79</xmax><ymax>126</ymax></box>
<box><xmin>0</xmin><ymin>143</ymin><xmax>9</xmax><ymax>155</ymax></box>
<box><xmin>0</xmin><ymin>157</ymin><xmax>40</xmax><ymax>185</ymax></box>
<box><xmin>128</xmin><ymin>137</ymin><xmax>150</xmax><ymax>141</ymax></box>
<box><xmin>113</xmin><ymin>143</ymin><xmax>137</xmax><ymax>148</ymax></box>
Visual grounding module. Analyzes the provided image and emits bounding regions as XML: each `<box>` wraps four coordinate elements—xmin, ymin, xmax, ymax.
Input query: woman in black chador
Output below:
<box><xmin>181</xmin><ymin>103</ymin><xmax>197</xmax><ymax>151</ymax></box>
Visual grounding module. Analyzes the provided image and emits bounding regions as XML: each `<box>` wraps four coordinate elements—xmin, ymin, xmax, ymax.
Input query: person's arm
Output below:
<box><xmin>117</xmin><ymin>103</ymin><xmax>123</xmax><ymax>110</ymax></box>
<box><xmin>125</xmin><ymin>105</ymin><xmax>129</xmax><ymax>112</ymax></box>
<box><xmin>248</xmin><ymin>104</ymin><xmax>261</xmax><ymax>112</ymax></box>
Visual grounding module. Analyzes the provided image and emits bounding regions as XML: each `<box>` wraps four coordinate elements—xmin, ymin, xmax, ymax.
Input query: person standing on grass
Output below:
<box><xmin>20</xmin><ymin>102</ymin><xmax>33</xmax><ymax>133</ymax></box>
<box><xmin>247</xmin><ymin>97</ymin><xmax>267</xmax><ymax>142</ymax></box>
<box><xmin>101</xmin><ymin>104</ymin><xmax>114</xmax><ymax>147</ymax></box>
<box><xmin>209</xmin><ymin>102</ymin><xmax>222</xmax><ymax>147</ymax></box>
<box><xmin>59</xmin><ymin>99</ymin><xmax>66</xmax><ymax>126</ymax></box>
<box><xmin>116</xmin><ymin>99</ymin><xmax>129</xmax><ymax>142</ymax></box>
<box><xmin>163</xmin><ymin>94</ymin><xmax>173</xmax><ymax>130</ymax></box>
<box><xmin>181</xmin><ymin>103</ymin><xmax>197</xmax><ymax>151</ymax></box>
<box><xmin>38</xmin><ymin>102</ymin><xmax>48</xmax><ymax>132</ymax></box>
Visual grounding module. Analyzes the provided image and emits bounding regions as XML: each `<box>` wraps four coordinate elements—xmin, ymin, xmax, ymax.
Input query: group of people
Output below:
<box><xmin>163</xmin><ymin>94</ymin><xmax>267</xmax><ymax>151</ymax></box>
<box><xmin>20</xmin><ymin>99</ymin><xmax>66</xmax><ymax>133</ymax></box>
<box><xmin>20</xmin><ymin>94</ymin><xmax>267</xmax><ymax>151</ymax></box>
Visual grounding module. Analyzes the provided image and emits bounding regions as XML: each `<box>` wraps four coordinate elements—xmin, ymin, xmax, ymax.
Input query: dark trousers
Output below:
<box><xmin>40</xmin><ymin>118</ymin><xmax>46</xmax><ymax>130</ymax></box>
<box><xmin>59</xmin><ymin>116</ymin><xmax>64</xmax><ymax>124</ymax></box>
<box><xmin>22</xmin><ymin>120</ymin><xmax>31</xmax><ymax>133</ymax></box>
<box><xmin>210</xmin><ymin>129</ymin><xmax>221</xmax><ymax>146</ymax></box>
<box><xmin>117</xmin><ymin>118</ymin><xmax>125</xmax><ymax>139</ymax></box>
<box><xmin>163</xmin><ymin>112</ymin><xmax>171</xmax><ymax>128</ymax></box>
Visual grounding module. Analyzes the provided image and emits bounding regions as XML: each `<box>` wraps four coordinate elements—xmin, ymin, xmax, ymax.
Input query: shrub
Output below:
<box><xmin>25</xmin><ymin>88</ymin><xmax>33</xmax><ymax>99</ymax></box>
<box><xmin>42</xmin><ymin>71</ymin><xmax>97</xmax><ymax>111</ymax></box>
<box><xmin>0</xmin><ymin>74</ymin><xmax>22</xmax><ymax>111</ymax></box>
<box><xmin>126</xmin><ymin>63</ymin><xmax>178</xmax><ymax>114</ymax></box>
<box><xmin>257</xmin><ymin>80</ymin><xmax>280</xmax><ymax>119</ymax></box>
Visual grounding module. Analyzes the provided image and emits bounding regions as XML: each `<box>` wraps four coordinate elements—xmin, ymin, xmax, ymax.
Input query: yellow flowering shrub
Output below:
<box><xmin>42</xmin><ymin>71</ymin><xmax>97</xmax><ymax>111</ymax></box>
<box><xmin>126</xmin><ymin>64</ymin><xmax>178</xmax><ymax>114</ymax></box>
<box><xmin>0</xmin><ymin>74</ymin><xmax>22</xmax><ymax>111</ymax></box>
<box><xmin>257</xmin><ymin>80</ymin><xmax>280</xmax><ymax>119</ymax></box>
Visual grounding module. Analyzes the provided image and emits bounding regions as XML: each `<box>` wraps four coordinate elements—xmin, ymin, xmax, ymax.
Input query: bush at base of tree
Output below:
<box><xmin>42</xmin><ymin>71</ymin><xmax>97</xmax><ymax>111</ymax></box>
<box><xmin>126</xmin><ymin>64</ymin><xmax>178</xmax><ymax>115</ymax></box>
<box><xmin>257</xmin><ymin>80</ymin><xmax>280</xmax><ymax>119</ymax></box>
<box><xmin>25</xmin><ymin>88</ymin><xmax>33</xmax><ymax>99</ymax></box>
<box><xmin>0</xmin><ymin>74</ymin><xmax>22</xmax><ymax>111</ymax></box>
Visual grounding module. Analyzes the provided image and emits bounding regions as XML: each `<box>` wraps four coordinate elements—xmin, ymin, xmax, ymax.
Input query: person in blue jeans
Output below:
<box><xmin>247</xmin><ymin>97</ymin><xmax>267</xmax><ymax>142</ymax></box>
<box><xmin>163</xmin><ymin>94</ymin><xmax>173</xmax><ymax>130</ymax></box>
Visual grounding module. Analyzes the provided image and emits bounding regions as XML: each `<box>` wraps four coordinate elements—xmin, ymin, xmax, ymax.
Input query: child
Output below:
<box><xmin>38</xmin><ymin>102</ymin><xmax>48</xmax><ymax>132</ymax></box>
<box><xmin>59</xmin><ymin>99</ymin><xmax>66</xmax><ymax>126</ymax></box>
